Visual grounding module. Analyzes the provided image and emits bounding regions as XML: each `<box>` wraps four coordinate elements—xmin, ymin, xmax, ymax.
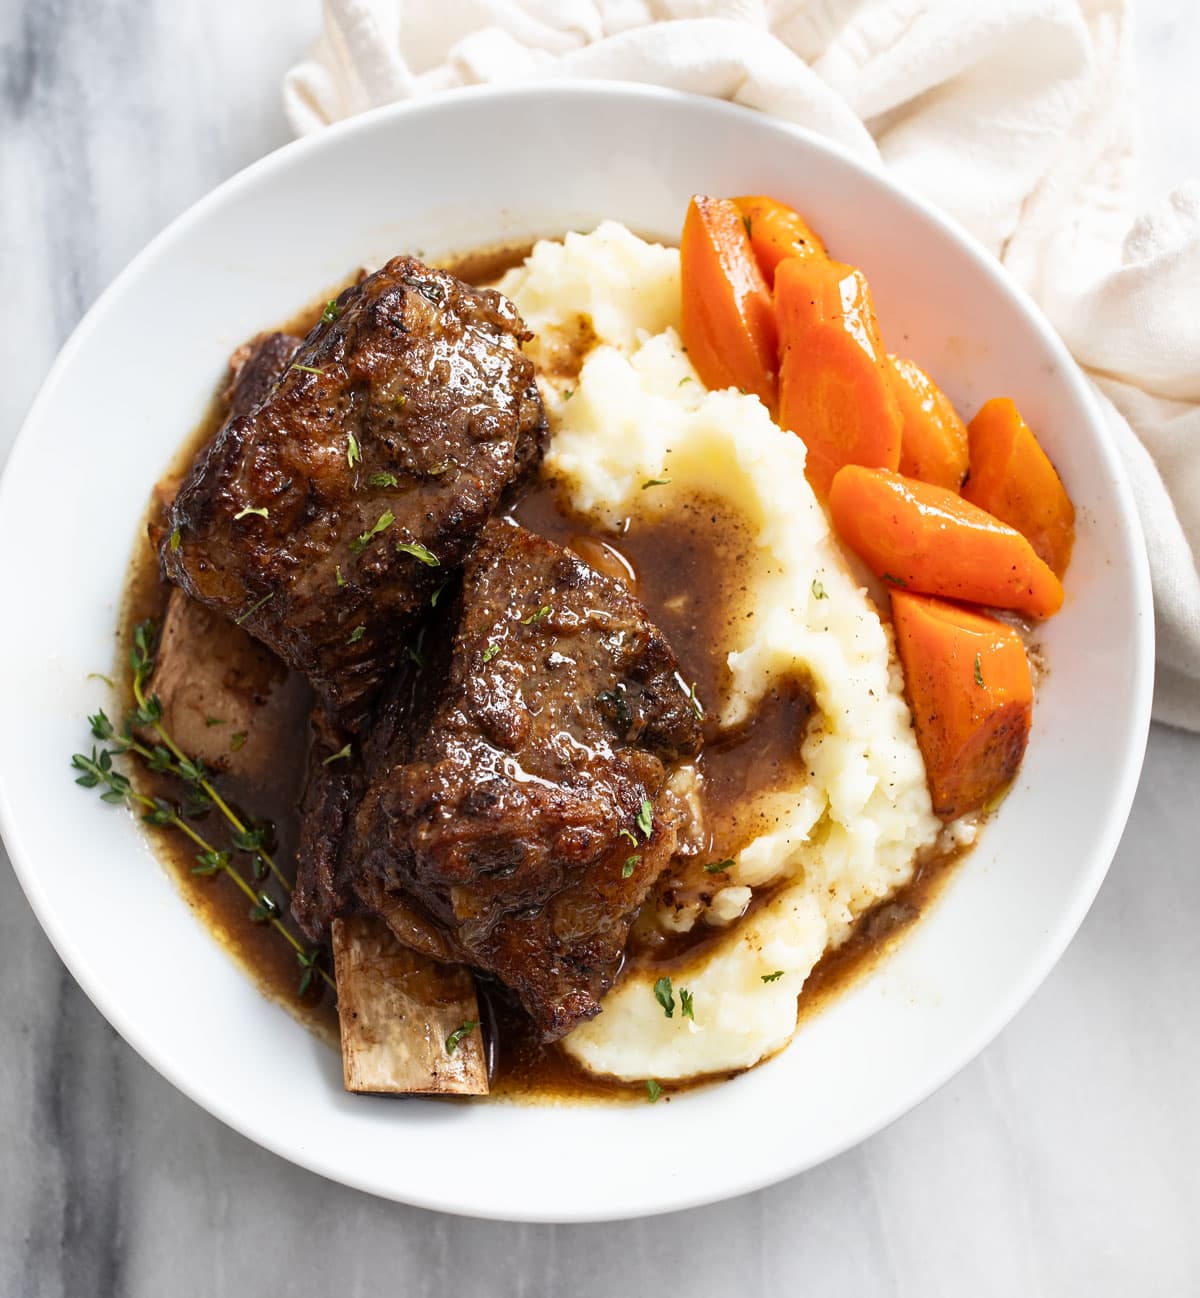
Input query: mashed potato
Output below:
<box><xmin>500</xmin><ymin>225</ymin><xmax>939</xmax><ymax>1081</ymax></box>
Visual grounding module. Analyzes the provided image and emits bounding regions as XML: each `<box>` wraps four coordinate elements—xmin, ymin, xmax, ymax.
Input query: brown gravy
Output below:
<box><xmin>117</xmin><ymin>242</ymin><xmax>971</xmax><ymax>1103</ymax></box>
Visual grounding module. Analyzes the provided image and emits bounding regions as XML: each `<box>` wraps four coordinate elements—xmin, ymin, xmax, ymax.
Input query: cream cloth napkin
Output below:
<box><xmin>284</xmin><ymin>0</ymin><xmax>1200</xmax><ymax>730</ymax></box>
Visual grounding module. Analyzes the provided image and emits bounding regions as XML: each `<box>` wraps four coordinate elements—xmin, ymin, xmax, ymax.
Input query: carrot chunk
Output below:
<box><xmin>890</xmin><ymin>355</ymin><xmax>969</xmax><ymax>491</ymax></box>
<box><xmin>827</xmin><ymin>466</ymin><xmax>1064</xmax><ymax>618</ymax></box>
<box><xmin>891</xmin><ymin>591</ymin><xmax>1033</xmax><ymax>819</ymax></box>
<box><xmin>963</xmin><ymin>398</ymin><xmax>1076</xmax><ymax>578</ymax></box>
<box><xmin>732</xmin><ymin>195</ymin><xmax>828</xmax><ymax>286</ymax></box>
<box><xmin>776</xmin><ymin>257</ymin><xmax>902</xmax><ymax>498</ymax></box>
<box><xmin>680</xmin><ymin>195</ymin><xmax>778</xmax><ymax>413</ymax></box>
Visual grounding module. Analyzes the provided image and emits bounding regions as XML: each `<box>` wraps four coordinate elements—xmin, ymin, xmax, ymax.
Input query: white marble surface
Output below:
<box><xmin>2</xmin><ymin>2</ymin><xmax>1198</xmax><ymax>1292</ymax></box>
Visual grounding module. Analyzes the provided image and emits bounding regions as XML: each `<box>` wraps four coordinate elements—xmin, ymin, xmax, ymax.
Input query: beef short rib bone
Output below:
<box><xmin>332</xmin><ymin>915</ymin><xmax>488</xmax><ymax>1096</ymax></box>
<box><xmin>162</xmin><ymin>258</ymin><xmax>545</xmax><ymax>723</ymax></box>
<box><xmin>342</xmin><ymin>520</ymin><xmax>704</xmax><ymax>1040</ymax></box>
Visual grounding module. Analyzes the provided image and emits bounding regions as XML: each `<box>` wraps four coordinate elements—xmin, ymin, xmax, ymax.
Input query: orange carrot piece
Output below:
<box><xmin>732</xmin><ymin>195</ymin><xmax>828</xmax><ymax>286</ymax></box>
<box><xmin>891</xmin><ymin>591</ymin><xmax>1033</xmax><ymax>819</ymax></box>
<box><xmin>827</xmin><ymin>466</ymin><xmax>1064</xmax><ymax>618</ymax></box>
<box><xmin>963</xmin><ymin>398</ymin><xmax>1076</xmax><ymax>578</ymax></box>
<box><xmin>680</xmin><ymin>195</ymin><xmax>778</xmax><ymax>413</ymax></box>
<box><xmin>776</xmin><ymin>257</ymin><xmax>902</xmax><ymax>498</ymax></box>
<box><xmin>890</xmin><ymin>355</ymin><xmax>969</xmax><ymax>491</ymax></box>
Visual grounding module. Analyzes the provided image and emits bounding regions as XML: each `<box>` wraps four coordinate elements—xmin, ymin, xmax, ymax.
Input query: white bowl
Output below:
<box><xmin>0</xmin><ymin>83</ymin><xmax>1153</xmax><ymax>1221</ymax></box>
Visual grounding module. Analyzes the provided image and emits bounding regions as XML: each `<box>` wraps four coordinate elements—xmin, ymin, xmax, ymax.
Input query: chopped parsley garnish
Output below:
<box><xmin>653</xmin><ymin>976</ymin><xmax>675</xmax><ymax>1018</ymax></box>
<box><xmin>350</xmin><ymin>510</ymin><xmax>395</xmax><ymax>553</ymax></box>
<box><xmin>428</xmin><ymin>459</ymin><xmax>452</xmax><ymax>476</ymax></box>
<box><xmin>678</xmin><ymin>376</ymin><xmax>693</xmax><ymax>386</ymax></box>
<box><xmin>482</xmin><ymin>643</ymin><xmax>500</xmax><ymax>664</ymax></box>
<box><xmin>761</xmin><ymin>970</ymin><xmax>785</xmax><ymax>983</ymax></box>
<box><xmin>430</xmin><ymin>579</ymin><xmax>449</xmax><ymax>607</ymax></box>
<box><xmin>686</xmin><ymin>680</ymin><xmax>703</xmax><ymax>720</ymax></box>
<box><xmin>229</xmin><ymin>731</ymin><xmax>247</xmax><ymax>752</ymax></box>
<box><xmin>204</xmin><ymin>716</ymin><xmax>225</xmax><ymax>728</ymax></box>
<box><xmin>703</xmin><ymin>859</ymin><xmax>734</xmax><ymax>874</ymax></box>
<box><xmin>974</xmin><ymin>653</ymin><xmax>984</xmax><ymax>686</ymax></box>
<box><xmin>291</xmin><ymin>363</ymin><xmax>325</xmax><ymax>376</ymax></box>
<box><xmin>322</xmin><ymin>743</ymin><xmax>352</xmax><ymax>766</ymax></box>
<box><xmin>619</xmin><ymin>829</ymin><xmax>638</xmax><ymax>846</ymax></box>
<box><xmin>622</xmin><ymin>855</ymin><xmax>640</xmax><ymax>878</ymax></box>
<box><xmin>742</xmin><ymin>214</ymin><xmax>753</xmax><ymax>238</ymax></box>
<box><xmin>346</xmin><ymin>625</ymin><xmax>365</xmax><ymax>644</ymax></box>
<box><xmin>636</xmin><ymin>799</ymin><xmax>653</xmax><ymax>839</ymax></box>
<box><xmin>395</xmin><ymin>540</ymin><xmax>440</xmax><ymax>566</ymax></box>
<box><xmin>445</xmin><ymin>1020</ymin><xmax>479</xmax><ymax>1054</ymax></box>
<box><xmin>645</xmin><ymin>1079</ymin><xmax>663</xmax><ymax>1103</ymax></box>
<box><xmin>882</xmin><ymin>572</ymin><xmax>908</xmax><ymax>587</ymax></box>
<box><xmin>335</xmin><ymin>565</ymin><xmax>347</xmax><ymax>588</ymax></box>
<box><xmin>521</xmin><ymin>604</ymin><xmax>552</xmax><ymax>626</ymax></box>
<box><xmin>234</xmin><ymin>505</ymin><xmax>269</xmax><ymax>521</ymax></box>
<box><xmin>562</xmin><ymin>388</ymin><xmax>574</xmax><ymax>400</ymax></box>
<box><xmin>406</xmin><ymin>645</ymin><xmax>425</xmax><ymax>669</ymax></box>
<box><xmin>169</xmin><ymin>527</ymin><xmax>182</xmax><ymax>552</ymax></box>
<box><xmin>367</xmin><ymin>471</ymin><xmax>399</xmax><ymax>488</ymax></box>
<box><xmin>679</xmin><ymin>988</ymin><xmax>695</xmax><ymax>1020</ymax></box>
<box><xmin>642</xmin><ymin>477</ymin><xmax>671</xmax><ymax>489</ymax></box>
<box><xmin>346</xmin><ymin>432</ymin><xmax>361</xmax><ymax>467</ymax></box>
<box><xmin>233</xmin><ymin>591</ymin><xmax>275</xmax><ymax>626</ymax></box>
<box><xmin>812</xmin><ymin>579</ymin><xmax>828</xmax><ymax>600</ymax></box>
<box><xmin>320</xmin><ymin>299</ymin><xmax>340</xmax><ymax>323</ymax></box>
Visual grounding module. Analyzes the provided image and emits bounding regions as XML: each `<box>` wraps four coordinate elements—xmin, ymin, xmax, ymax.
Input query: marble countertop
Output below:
<box><xmin>2</xmin><ymin>2</ymin><xmax>1197</xmax><ymax>1293</ymax></box>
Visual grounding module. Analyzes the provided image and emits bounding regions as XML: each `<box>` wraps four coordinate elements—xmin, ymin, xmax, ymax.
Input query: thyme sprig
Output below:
<box><xmin>71</xmin><ymin>741</ymin><xmax>332</xmax><ymax>994</ymax></box>
<box><xmin>73</xmin><ymin>620</ymin><xmax>334</xmax><ymax>997</ymax></box>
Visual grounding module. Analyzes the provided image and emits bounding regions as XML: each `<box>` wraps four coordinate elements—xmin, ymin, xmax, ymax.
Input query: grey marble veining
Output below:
<box><xmin>2</xmin><ymin>2</ymin><xmax>1198</xmax><ymax>1294</ymax></box>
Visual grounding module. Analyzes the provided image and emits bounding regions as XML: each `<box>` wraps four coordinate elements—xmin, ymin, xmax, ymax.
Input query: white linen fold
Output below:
<box><xmin>284</xmin><ymin>0</ymin><xmax>1200</xmax><ymax>727</ymax></box>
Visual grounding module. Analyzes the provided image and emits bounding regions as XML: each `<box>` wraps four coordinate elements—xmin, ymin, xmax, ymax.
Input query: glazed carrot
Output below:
<box><xmin>732</xmin><ymin>195</ymin><xmax>828</xmax><ymax>286</ymax></box>
<box><xmin>827</xmin><ymin>466</ymin><xmax>1064</xmax><ymax>618</ymax></box>
<box><xmin>680</xmin><ymin>195</ymin><xmax>778</xmax><ymax>413</ymax></box>
<box><xmin>963</xmin><ymin>398</ymin><xmax>1075</xmax><ymax>578</ymax></box>
<box><xmin>890</xmin><ymin>355</ymin><xmax>970</xmax><ymax>491</ymax></box>
<box><xmin>891</xmin><ymin>591</ymin><xmax>1033</xmax><ymax>819</ymax></box>
<box><xmin>776</xmin><ymin>257</ymin><xmax>902</xmax><ymax>498</ymax></box>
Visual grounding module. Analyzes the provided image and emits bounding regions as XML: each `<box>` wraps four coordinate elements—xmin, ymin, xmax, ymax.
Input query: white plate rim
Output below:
<box><xmin>0</xmin><ymin>81</ymin><xmax>1155</xmax><ymax>1221</ymax></box>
